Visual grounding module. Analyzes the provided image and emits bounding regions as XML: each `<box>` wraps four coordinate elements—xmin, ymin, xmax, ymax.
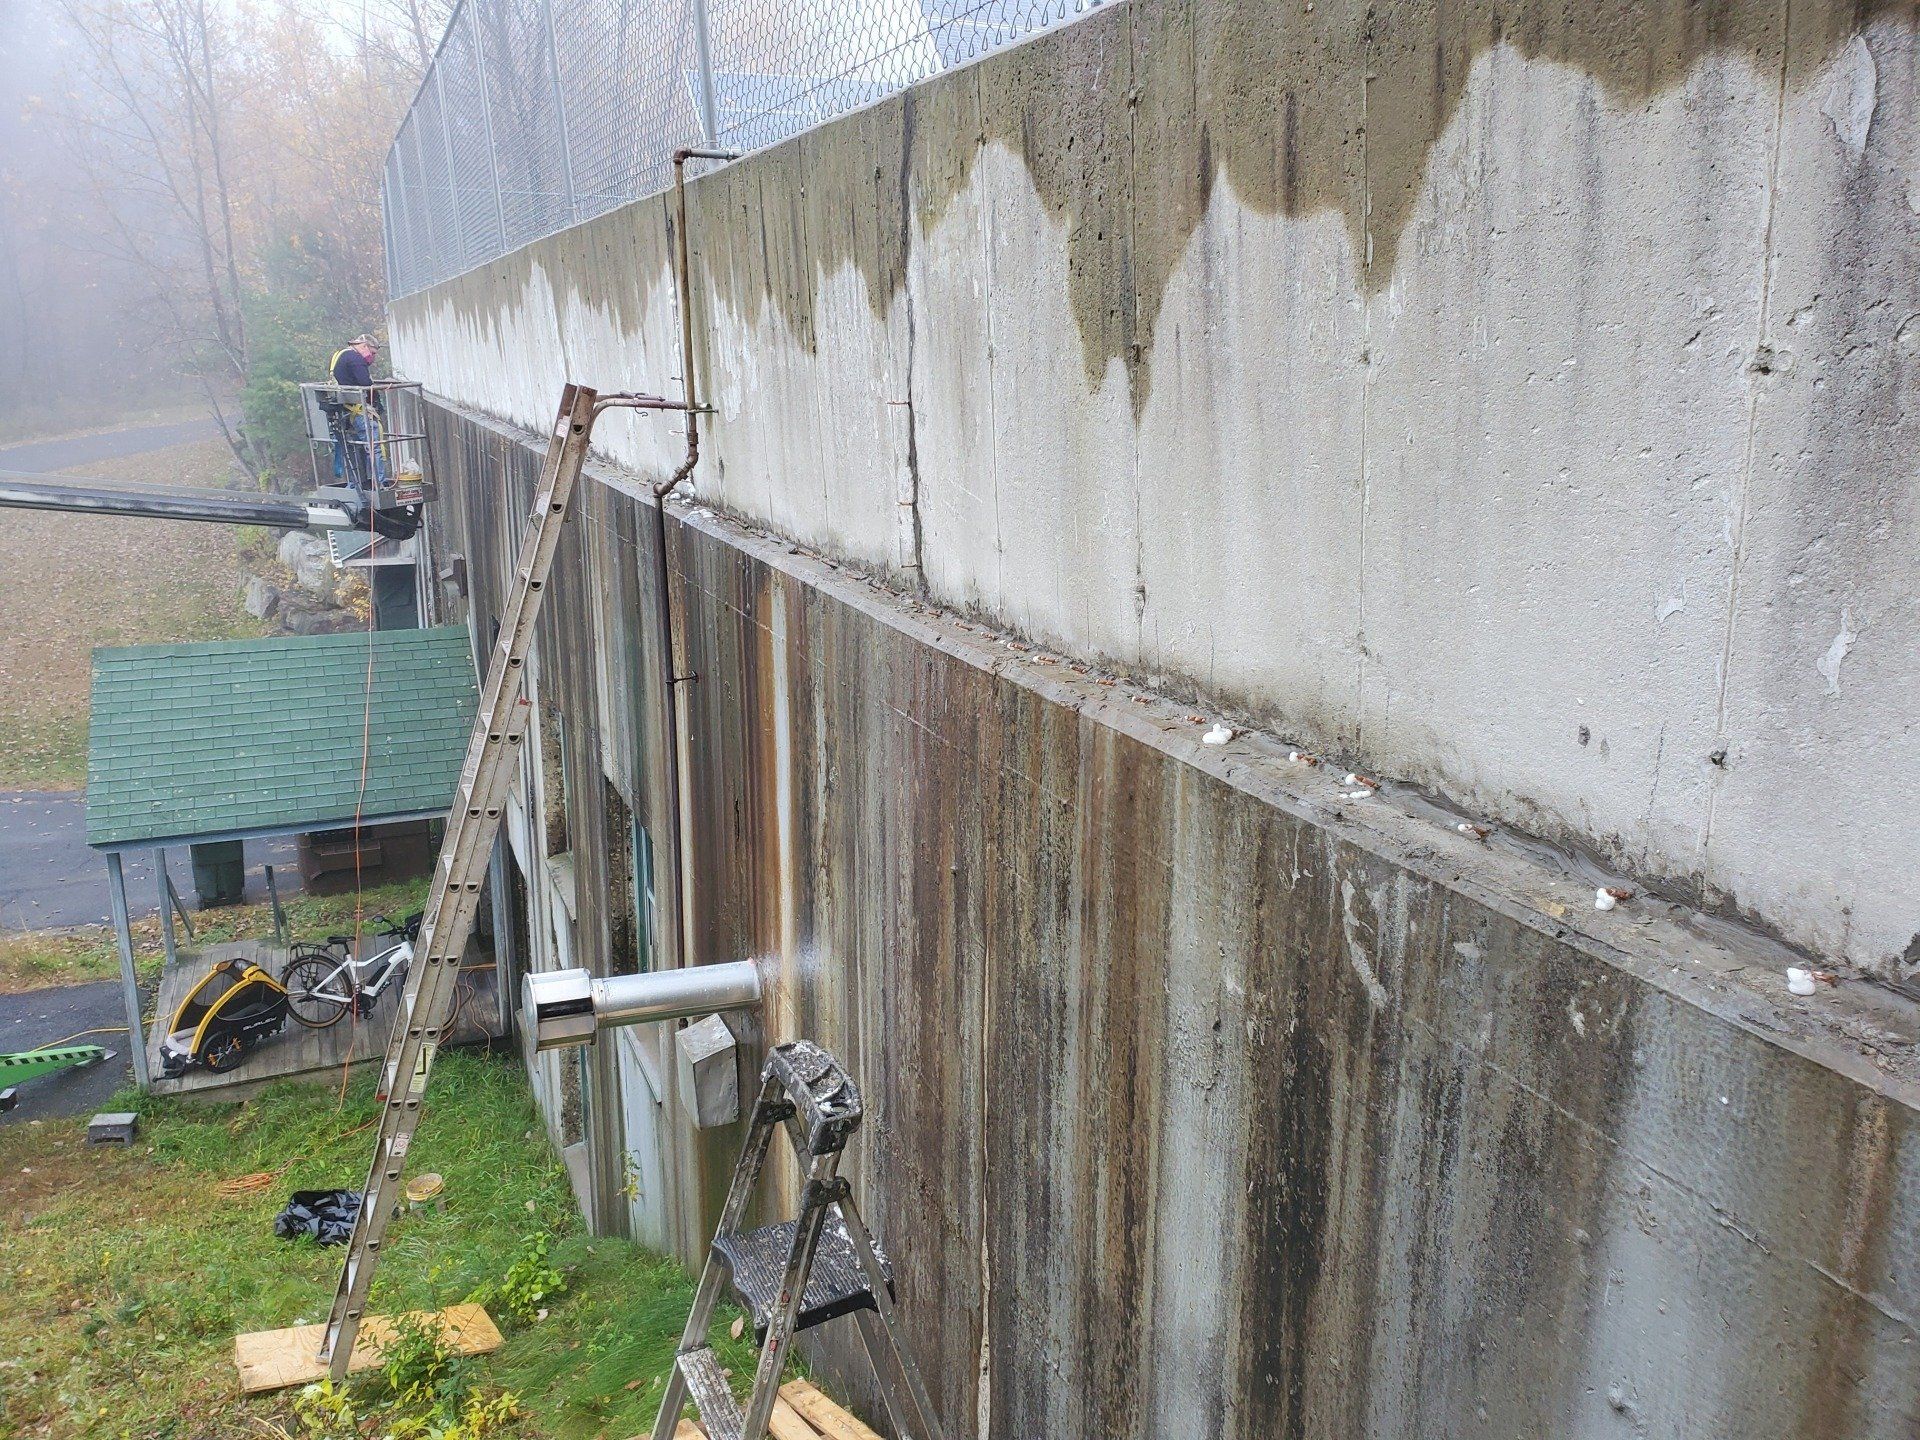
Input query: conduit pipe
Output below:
<box><xmin>649</xmin><ymin>146</ymin><xmax>737</xmax><ymax>979</ymax></box>
<box><xmin>664</xmin><ymin>147</ymin><xmax>738</xmax><ymax>498</ymax></box>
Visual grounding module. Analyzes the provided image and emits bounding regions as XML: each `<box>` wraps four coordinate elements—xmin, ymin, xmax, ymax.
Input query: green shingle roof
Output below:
<box><xmin>87</xmin><ymin>626</ymin><xmax>477</xmax><ymax>850</ymax></box>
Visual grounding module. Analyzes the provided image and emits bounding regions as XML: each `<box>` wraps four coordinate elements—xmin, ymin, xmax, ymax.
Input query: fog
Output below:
<box><xmin>0</xmin><ymin>0</ymin><xmax>444</xmax><ymax>469</ymax></box>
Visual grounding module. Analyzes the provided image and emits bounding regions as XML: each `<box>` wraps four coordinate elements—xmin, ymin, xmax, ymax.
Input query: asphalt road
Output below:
<box><xmin>0</xmin><ymin>790</ymin><xmax>302</xmax><ymax>931</ymax></box>
<box><xmin>0</xmin><ymin>416</ymin><xmax>222</xmax><ymax>475</ymax></box>
<box><xmin>0</xmin><ymin>980</ymin><xmax>134</xmax><ymax>1122</ymax></box>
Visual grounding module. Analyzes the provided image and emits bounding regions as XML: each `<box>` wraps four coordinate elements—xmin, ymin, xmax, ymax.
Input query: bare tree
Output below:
<box><xmin>47</xmin><ymin>0</ymin><xmax>263</xmax><ymax>468</ymax></box>
<box><xmin>290</xmin><ymin>0</ymin><xmax>458</xmax><ymax>82</ymax></box>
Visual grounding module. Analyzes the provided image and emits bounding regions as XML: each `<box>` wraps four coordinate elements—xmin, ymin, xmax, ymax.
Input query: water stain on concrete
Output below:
<box><xmin>686</xmin><ymin>0</ymin><xmax>1908</xmax><ymax>413</ymax></box>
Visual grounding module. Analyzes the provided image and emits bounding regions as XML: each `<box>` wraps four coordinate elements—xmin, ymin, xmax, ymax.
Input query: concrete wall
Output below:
<box><xmin>407</xmin><ymin>2</ymin><xmax>1920</xmax><ymax>980</ymax></box>
<box><xmin>424</xmin><ymin>396</ymin><xmax>1920</xmax><ymax>1438</ymax></box>
<box><xmin>392</xmin><ymin>0</ymin><xmax>1920</xmax><ymax>984</ymax></box>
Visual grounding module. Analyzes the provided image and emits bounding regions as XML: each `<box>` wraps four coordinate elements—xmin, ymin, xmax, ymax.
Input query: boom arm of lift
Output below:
<box><xmin>0</xmin><ymin>476</ymin><xmax>420</xmax><ymax>539</ymax></box>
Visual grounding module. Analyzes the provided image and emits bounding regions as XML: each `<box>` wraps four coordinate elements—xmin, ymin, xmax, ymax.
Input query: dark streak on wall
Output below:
<box><xmin>691</xmin><ymin>0</ymin><xmax>1909</xmax><ymax>412</ymax></box>
<box><xmin>424</xmin><ymin>397</ymin><xmax>1920</xmax><ymax>1439</ymax></box>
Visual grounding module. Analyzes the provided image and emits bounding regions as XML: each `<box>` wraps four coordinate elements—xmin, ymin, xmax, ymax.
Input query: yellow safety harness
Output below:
<box><xmin>328</xmin><ymin>349</ymin><xmax>367</xmax><ymax>414</ymax></box>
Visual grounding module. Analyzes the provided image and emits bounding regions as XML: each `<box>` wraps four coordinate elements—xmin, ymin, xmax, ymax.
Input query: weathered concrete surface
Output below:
<box><xmin>428</xmin><ymin>396</ymin><xmax>1920</xmax><ymax>1438</ymax></box>
<box><xmin>392</xmin><ymin>1</ymin><xmax>1920</xmax><ymax>985</ymax></box>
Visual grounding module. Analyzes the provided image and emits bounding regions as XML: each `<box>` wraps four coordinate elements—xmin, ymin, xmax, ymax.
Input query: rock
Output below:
<box><xmin>276</xmin><ymin>592</ymin><xmax>358</xmax><ymax>636</ymax></box>
<box><xmin>243</xmin><ymin>575</ymin><xmax>281</xmax><ymax>620</ymax></box>
<box><xmin>277</xmin><ymin>531</ymin><xmax>335</xmax><ymax>598</ymax></box>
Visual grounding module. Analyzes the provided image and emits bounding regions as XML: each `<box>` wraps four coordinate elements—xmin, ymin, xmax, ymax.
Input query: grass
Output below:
<box><xmin>0</xmin><ymin>436</ymin><xmax>269</xmax><ymax>789</ymax></box>
<box><xmin>0</xmin><ymin>1049</ymin><xmax>761</xmax><ymax>1439</ymax></box>
<box><xmin>2</xmin><ymin>714</ymin><xmax>91</xmax><ymax>795</ymax></box>
<box><xmin>0</xmin><ymin>876</ymin><xmax>434</xmax><ymax>996</ymax></box>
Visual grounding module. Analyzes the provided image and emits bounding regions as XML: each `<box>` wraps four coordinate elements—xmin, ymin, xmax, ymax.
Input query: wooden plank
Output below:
<box><xmin>779</xmin><ymin>1380</ymin><xmax>885</xmax><ymax>1440</ymax></box>
<box><xmin>770</xmin><ymin>1397</ymin><xmax>825</xmax><ymax>1440</ymax></box>
<box><xmin>674</xmin><ymin>1423</ymin><xmax>707</xmax><ymax>1440</ymax></box>
<box><xmin>233</xmin><ymin>1302</ymin><xmax>502</xmax><ymax>1393</ymax></box>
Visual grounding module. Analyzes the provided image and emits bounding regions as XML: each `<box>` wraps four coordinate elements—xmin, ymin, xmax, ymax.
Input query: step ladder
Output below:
<box><xmin>317</xmin><ymin>383</ymin><xmax>602</xmax><ymax>1379</ymax></box>
<box><xmin>654</xmin><ymin>1041</ymin><xmax>946</xmax><ymax>1440</ymax></box>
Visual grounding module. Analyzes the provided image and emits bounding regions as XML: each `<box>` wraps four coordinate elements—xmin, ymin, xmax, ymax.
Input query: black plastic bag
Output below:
<box><xmin>274</xmin><ymin>1188</ymin><xmax>364</xmax><ymax>1246</ymax></box>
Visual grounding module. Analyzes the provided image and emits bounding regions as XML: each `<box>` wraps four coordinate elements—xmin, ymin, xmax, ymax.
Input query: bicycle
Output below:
<box><xmin>281</xmin><ymin>913</ymin><xmax>422</xmax><ymax>1029</ymax></box>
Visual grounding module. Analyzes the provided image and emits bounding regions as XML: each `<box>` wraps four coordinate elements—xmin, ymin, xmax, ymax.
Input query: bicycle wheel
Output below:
<box><xmin>283</xmin><ymin>955</ymin><xmax>353</xmax><ymax>1029</ymax></box>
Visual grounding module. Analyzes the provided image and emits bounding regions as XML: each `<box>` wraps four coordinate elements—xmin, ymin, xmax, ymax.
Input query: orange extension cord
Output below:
<box><xmin>339</xmin><ymin>416</ymin><xmax>382</xmax><ymax>1107</ymax></box>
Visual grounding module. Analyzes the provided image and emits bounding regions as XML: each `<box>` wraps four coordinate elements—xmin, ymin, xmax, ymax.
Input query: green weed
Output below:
<box><xmin>0</xmin><ymin>876</ymin><xmax>433</xmax><ymax>995</ymax></box>
<box><xmin>0</xmin><ymin>1050</ymin><xmax>758</xmax><ymax>1439</ymax></box>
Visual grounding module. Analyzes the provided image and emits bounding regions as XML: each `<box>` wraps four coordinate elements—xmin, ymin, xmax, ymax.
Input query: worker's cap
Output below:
<box><xmin>354</xmin><ymin>333</ymin><xmax>380</xmax><ymax>347</ymax></box>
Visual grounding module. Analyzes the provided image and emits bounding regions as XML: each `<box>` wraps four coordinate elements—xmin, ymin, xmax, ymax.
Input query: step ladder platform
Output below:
<box><xmin>715</xmin><ymin>1213</ymin><xmax>894</xmax><ymax>1340</ymax></box>
<box><xmin>676</xmin><ymin>1379</ymin><xmax>885</xmax><ymax>1440</ymax></box>
<box><xmin>233</xmin><ymin>1302</ymin><xmax>502</xmax><ymax>1393</ymax></box>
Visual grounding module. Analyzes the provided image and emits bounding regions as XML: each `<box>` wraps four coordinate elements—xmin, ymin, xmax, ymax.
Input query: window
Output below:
<box><xmin>633</xmin><ymin>821</ymin><xmax>658</xmax><ymax>973</ymax></box>
<box><xmin>606</xmin><ymin>781</ymin><xmax>636</xmax><ymax>974</ymax></box>
<box><xmin>538</xmin><ymin>697</ymin><xmax>569</xmax><ymax>857</ymax></box>
<box><xmin>603</xmin><ymin>778</ymin><xmax>659</xmax><ymax>976</ymax></box>
<box><xmin>559</xmin><ymin>1046</ymin><xmax>586</xmax><ymax>1147</ymax></box>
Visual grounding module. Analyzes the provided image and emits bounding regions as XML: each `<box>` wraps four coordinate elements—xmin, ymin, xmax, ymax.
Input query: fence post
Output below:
<box><xmin>381</xmin><ymin>167</ymin><xmax>401</xmax><ymax>296</ymax></box>
<box><xmin>106</xmin><ymin>852</ymin><xmax>151</xmax><ymax>1090</ymax></box>
<box><xmin>471</xmin><ymin>5</ymin><xmax>510</xmax><ymax>251</ymax></box>
<box><xmin>691</xmin><ymin>0</ymin><xmax>720</xmax><ymax>146</ymax></box>
<box><xmin>541</xmin><ymin>0</ymin><xmax>579</xmax><ymax>227</ymax></box>
<box><xmin>406</xmin><ymin>118</ymin><xmax>441</xmax><ymax>289</ymax></box>
<box><xmin>434</xmin><ymin>62</ymin><xmax>465</xmax><ymax>272</ymax></box>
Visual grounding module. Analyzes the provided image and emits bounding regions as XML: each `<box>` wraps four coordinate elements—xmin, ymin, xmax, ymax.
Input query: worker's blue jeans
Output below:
<box><xmin>330</xmin><ymin>411</ymin><xmax>388</xmax><ymax>489</ymax></box>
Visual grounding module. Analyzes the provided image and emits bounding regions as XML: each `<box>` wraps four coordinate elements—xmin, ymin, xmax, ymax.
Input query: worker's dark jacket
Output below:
<box><xmin>332</xmin><ymin>348</ymin><xmax>373</xmax><ymax>387</ymax></box>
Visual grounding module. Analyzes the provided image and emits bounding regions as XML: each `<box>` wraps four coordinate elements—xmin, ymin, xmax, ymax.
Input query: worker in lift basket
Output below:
<box><xmin>328</xmin><ymin>333</ymin><xmax>388</xmax><ymax>489</ymax></box>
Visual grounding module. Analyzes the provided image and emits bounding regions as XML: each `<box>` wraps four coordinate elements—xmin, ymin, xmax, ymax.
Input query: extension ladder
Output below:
<box><xmin>653</xmin><ymin>1041</ymin><xmax>945</xmax><ymax>1440</ymax></box>
<box><xmin>317</xmin><ymin>384</ymin><xmax>601</xmax><ymax>1379</ymax></box>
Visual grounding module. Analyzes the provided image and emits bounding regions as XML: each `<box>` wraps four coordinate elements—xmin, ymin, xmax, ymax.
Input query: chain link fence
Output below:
<box><xmin>384</xmin><ymin>0</ymin><xmax>1105</xmax><ymax>297</ymax></box>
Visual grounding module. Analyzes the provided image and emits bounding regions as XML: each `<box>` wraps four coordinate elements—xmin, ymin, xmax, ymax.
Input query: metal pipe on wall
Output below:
<box><xmin>522</xmin><ymin>959</ymin><xmax>762</xmax><ymax>1052</ymax></box>
<box><xmin>648</xmin><ymin>146</ymin><xmax>736</xmax><ymax>976</ymax></box>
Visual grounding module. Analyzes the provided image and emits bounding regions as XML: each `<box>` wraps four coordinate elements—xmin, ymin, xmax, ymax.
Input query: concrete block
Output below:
<box><xmin>87</xmin><ymin>1111</ymin><xmax>139</xmax><ymax>1145</ymax></box>
<box><xmin>674</xmin><ymin>1015</ymin><xmax>739</xmax><ymax>1129</ymax></box>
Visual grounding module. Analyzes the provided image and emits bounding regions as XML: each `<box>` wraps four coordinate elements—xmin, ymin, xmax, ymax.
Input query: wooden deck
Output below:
<box><xmin>147</xmin><ymin>938</ymin><xmax>503</xmax><ymax>1098</ymax></box>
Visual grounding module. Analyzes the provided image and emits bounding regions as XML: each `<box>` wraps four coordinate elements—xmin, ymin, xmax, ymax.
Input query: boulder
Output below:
<box><xmin>277</xmin><ymin>592</ymin><xmax>357</xmax><ymax>636</ymax></box>
<box><xmin>277</xmin><ymin>531</ymin><xmax>335</xmax><ymax>598</ymax></box>
<box><xmin>243</xmin><ymin>574</ymin><xmax>281</xmax><ymax>620</ymax></box>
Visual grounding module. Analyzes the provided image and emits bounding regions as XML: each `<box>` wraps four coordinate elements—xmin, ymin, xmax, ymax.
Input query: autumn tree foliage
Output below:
<box><xmin>0</xmin><ymin>0</ymin><xmax>438</xmax><ymax>475</ymax></box>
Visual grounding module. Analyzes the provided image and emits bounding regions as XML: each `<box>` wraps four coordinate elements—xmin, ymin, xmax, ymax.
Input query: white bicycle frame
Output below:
<box><xmin>296</xmin><ymin>936</ymin><xmax>414</xmax><ymax>1011</ymax></box>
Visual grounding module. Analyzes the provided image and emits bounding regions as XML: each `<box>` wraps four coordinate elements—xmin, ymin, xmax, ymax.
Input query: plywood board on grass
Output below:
<box><xmin>671</xmin><ymin>1380</ymin><xmax>885</xmax><ymax>1440</ymax></box>
<box><xmin>233</xmin><ymin>1302</ymin><xmax>502</xmax><ymax>1393</ymax></box>
<box><xmin>779</xmin><ymin>1380</ymin><xmax>885</xmax><ymax>1440</ymax></box>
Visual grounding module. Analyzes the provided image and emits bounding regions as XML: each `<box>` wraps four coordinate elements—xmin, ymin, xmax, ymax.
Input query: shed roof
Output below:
<box><xmin>86</xmin><ymin>626</ymin><xmax>477</xmax><ymax>850</ymax></box>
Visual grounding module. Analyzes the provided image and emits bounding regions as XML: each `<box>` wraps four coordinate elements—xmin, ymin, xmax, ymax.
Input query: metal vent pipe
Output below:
<box><xmin>523</xmin><ymin>959</ymin><xmax>762</xmax><ymax>1053</ymax></box>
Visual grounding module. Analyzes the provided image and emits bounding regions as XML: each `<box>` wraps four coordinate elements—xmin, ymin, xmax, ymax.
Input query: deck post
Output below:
<box><xmin>155</xmin><ymin>848</ymin><xmax>179</xmax><ymax>974</ymax></box>
<box><xmin>106</xmin><ymin>851</ymin><xmax>151</xmax><ymax>1088</ymax></box>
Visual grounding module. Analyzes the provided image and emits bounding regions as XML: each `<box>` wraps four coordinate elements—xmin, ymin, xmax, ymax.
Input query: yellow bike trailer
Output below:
<box><xmin>159</xmin><ymin>959</ymin><xmax>290</xmax><ymax>1076</ymax></box>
